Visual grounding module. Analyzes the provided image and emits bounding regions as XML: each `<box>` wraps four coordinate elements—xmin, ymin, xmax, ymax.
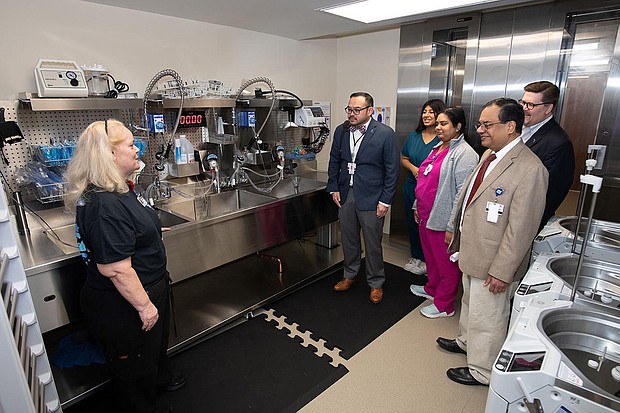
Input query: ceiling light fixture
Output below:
<box><xmin>318</xmin><ymin>0</ymin><xmax>499</xmax><ymax>23</ymax></box>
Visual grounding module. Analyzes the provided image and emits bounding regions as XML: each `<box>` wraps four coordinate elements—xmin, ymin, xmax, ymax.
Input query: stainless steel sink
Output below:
<box><xmin>44</xmin><ymin>224</ymin><xmax>79</xmax><ymax>255</ymax></box>
<box><xmin>156</xmin><ymin>208</ymin><xmax>190</xmax><ymax>227</ymax></box>
<box><xmin>547</xmin><ymin>256</ymin><xmax>620</xmax><ymax>305</ymax></box>
<box><xmin>204</xmin><ymin>189</ymin><xmax>275</xmax><ymax>217</ymax></box>
<box><xmin>246</xmin><ymin>177</ymin><xmax>326</xmax><ymax>199</ymax></box>
<box><xmin>539</xmin><ymin>307</ymin><xmax>620</xmax><ymax>398</ymax></box>
<box><xmin>43</xmin><ymin>209</ymin><xmax>190</xmax><ymax>254</ymax></box>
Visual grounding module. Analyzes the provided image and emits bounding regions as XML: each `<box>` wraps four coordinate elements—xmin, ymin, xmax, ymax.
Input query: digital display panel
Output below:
<box><xmin>178</xmin><ymin>111</ymin><xmax>206</xmax><ymax>128</ymax></box>
<box><xmin>508</xmin><ymin>352</ymin><xmax>545</xmax><ymax>372</ymax></box>
<box><xmin>527</xmin><ymin>282</ymin><xmax>553</xmax><ymax>294</ymax></box>
<box><xmin>309</xmin><ymin>107</ymin><xmax>324</xmax><ymax>117</ymax></box>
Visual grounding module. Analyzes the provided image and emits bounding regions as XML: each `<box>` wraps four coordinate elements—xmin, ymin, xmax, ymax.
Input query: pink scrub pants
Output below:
<box><xmin>418</xmin><ymin>222</ymin><xmax>462</xmax><ymax>314</ymax></box>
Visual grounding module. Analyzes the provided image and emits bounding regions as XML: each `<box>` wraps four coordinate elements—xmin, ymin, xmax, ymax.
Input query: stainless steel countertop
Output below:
<box><xmin>12</xmin><ymin>172</ymin><xmax>329</xmax><ymax>277</ymax></box>
<box><xmin>11</xmin><ymin>208</ymin><xmax>81</xmax><ymax>276</ymax></box>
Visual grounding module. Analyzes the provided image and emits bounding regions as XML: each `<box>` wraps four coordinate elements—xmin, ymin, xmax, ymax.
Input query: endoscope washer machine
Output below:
<box><xmin>511</xmin><ymin>252</ymin><xmax>620</xmax><ymax>329</ymax></box>
<box><xmin>532</xmin><ymin>216</ymin><xmax>620</xmax><ymax>265</ymax></box>
<box><xmin>487</xmin><ymin>298</ymin><xmax>620</xmax><ymax>413</ymax></box>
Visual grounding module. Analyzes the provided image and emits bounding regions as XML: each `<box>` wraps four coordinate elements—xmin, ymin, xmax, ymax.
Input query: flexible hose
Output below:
<box><xmin>263</xmin><ymin>89</ymin><xmax>304</xmax><ymax>109</ymax></box>
<box><xmin>234</xmin><ymin>77</ymin><xmax>277</xmax><ymax>151</ymax></box>
<box><xmin>142</xmin><ymin>69</ymin><xmax>186</xmax><ymax>169</ymax></box>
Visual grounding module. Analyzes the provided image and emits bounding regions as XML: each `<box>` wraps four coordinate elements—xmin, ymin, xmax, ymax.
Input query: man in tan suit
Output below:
<box><xmin>436</xmin><ymin>98</ymin><xmax>548</xmax><ymax>386</ymax></box>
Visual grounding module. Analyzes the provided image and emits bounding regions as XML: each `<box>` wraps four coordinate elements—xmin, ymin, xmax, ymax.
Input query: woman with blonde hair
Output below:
<box><xmin>65</xmin><ymin>119</ymin><xmax>185</xmax><ymax>413</ymax></box>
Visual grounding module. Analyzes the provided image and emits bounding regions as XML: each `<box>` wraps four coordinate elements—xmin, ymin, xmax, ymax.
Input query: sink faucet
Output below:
<box><xmin>275</xmin><ymin>145</ymin><xmax>285</xmax><ymax>169</ymax></box>
<box><xmin>230</xmin><ymin>152</ymin><xmax>248</xmax><ymax>187</ymax></box>
<box><xmin>143</xmin><ymin>174</ymin><xmax>171</xmax><ymax>206</ymax></box>
<box><xmin>207</xmin><ymin>153</ymin><xmax>221</xmax><ymax>193</ymax></box>
<box><xmin>275</xmin><ymin>145</ymin><xmax>286</xmax><ymax>180</ymax></box>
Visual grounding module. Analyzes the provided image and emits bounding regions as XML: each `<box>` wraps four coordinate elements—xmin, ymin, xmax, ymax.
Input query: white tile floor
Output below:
<box><xmin>300</xmin><ymin>241</ymin><xmax>489</xmax><ymax>413</ymax></box>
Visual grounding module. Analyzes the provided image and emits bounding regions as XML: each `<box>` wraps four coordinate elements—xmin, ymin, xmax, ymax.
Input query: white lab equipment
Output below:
<box><xmin>81</xmin><ymin>64</ymin><xmax>110</xmax><ymax>97</ymax></box>
<box><xmin>486</xmin><ymin>297</ymin><xmax>620</xmax><ymax>413</ymax></box>
<box><xmin>294</xmin><ymin>106</ymin><xmax>327</xmax><ymax>127</ymax></box>
<box><xmin>34</xmin><ymin>59</ymin><xmax>88</xmax><ymax>97</ymax></box>
<box><xmin>511</xmin><ymin>252</ymin><xmax>620</xmax><ymax>329</ymax></box>
<box><xmin>532</xmin><ymin>216</ymin><xmax>620</xmax><ymax>265</ymax></box>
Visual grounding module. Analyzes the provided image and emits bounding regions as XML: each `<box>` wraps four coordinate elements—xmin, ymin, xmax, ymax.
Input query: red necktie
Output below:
<box><xmin>465</xmin><ymin>153</ymin><xmax>496</xmax><ymax>208</ymax></box>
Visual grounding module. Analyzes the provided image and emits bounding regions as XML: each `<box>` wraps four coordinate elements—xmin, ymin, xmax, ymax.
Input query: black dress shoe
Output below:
<box><xmin>436</xmin><ymin>337</ymin><xmax>467</xmax><ymax>355</ymax></box>
<box><xmin>158</xmin><ymin>373</ymin><xmax>187</xmax><ymax>392</ymax></box>
<box><xmin>447</xmin><ymin>367</ymin><xmax>485</xmax><ymax>386</ymax></box>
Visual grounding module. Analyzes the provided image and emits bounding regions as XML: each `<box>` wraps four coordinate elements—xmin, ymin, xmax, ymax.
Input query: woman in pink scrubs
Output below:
<box><xmin>410</xmin><ymin>107</ymin><xmax>478</xmax><ymax>318</ymax></box>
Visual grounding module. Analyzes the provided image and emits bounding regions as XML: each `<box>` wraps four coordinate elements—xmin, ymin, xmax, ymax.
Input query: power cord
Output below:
<box><xmin>105</xmin><ymin>73</ymin><xmax>130</xmax><ymax>98</ymax></box>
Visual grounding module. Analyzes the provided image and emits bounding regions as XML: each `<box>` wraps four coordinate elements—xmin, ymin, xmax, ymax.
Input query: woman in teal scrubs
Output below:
<box><xmin>401</xmin><ymin>99</ymin><xmax>445</xmax><ymax>275</ymax></box>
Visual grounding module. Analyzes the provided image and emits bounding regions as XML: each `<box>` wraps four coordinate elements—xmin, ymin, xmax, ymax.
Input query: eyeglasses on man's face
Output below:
<box><xmin>344</xmin><ymin>106</ymin><xmax>370</xmax><ymax>115</ymax></box>
<box><xmin>475</xmin><ymin>121</ymin><xmax>504</xmax><ymax>131</ymax></box>
<box><xmin>518</xmin><ymin>99</ymin><xmax>551</xmax><ymax>110</ymax></box>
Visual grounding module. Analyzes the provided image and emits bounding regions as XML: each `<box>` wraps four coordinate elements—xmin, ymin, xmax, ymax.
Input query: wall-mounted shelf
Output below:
<box><xmin>159</xmin><ymin>98</ymin><xmax>236</xmax><ymax>109</ymax></box>
<box><xmin>18</xmin><ymin>93</ymin><xmax>142</xmax><ymax>111</ymax></box>
<box><xmin>155</xmin><ymin>97</ymin><xmax>306</xmax><ymax>110</ymax></box>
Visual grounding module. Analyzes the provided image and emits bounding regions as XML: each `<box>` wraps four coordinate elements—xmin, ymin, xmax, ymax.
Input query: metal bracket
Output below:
<box><xmin>587</xmin><ymin>144</ymin><xmax>607</xmax><ymax>170</ymax></box>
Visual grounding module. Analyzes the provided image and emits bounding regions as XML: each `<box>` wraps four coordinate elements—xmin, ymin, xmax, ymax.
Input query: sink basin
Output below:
<box><xmin>539</xmin><ymin>307</ymin><xmax>620</xmax><ymax>397</ymax></box>
<box><xmin>247</xmin><ymin>177</ymin><xmax>326</xmax><ymax>199</ymax></box>
<box><xmin>43</xmin><ymin>209</ymin><xmax>190</xmax><ymax>254</ymax></box>
<box><xmin>44</xmin><ymin>224</ymin><xmax>79</xmax><ymax>255</ymax></box>
<box><xmin>203</xmin><ymin>189</ymin><xmax>274</xmax><ymax>217</ymax></box>
<box><xmin>156</xmin><ymin>208</ymin><xmax>190</xmax><ymax>227</ymax></box>
<box><xmin>547</xmin><ymin>256</ymin><xmax>620</xmax><ymax>305</ymax></box>
<box><xmin>557</xmin><ymin>217</ymin><xmax>620</xmax><ymax>248</ymax></box>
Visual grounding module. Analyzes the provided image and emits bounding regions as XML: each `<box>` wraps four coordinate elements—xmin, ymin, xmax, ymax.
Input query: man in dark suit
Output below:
<box><xmin>327</xmin><ymin>92</ymin><xmax>400</xmax><ymax>304</ymax></box>
<box><xmin>519</xmin><ymin>81</ymin><xmax>575</xmax><ymax>229</ymax></box>
<box><xmin>437</xmin><ymin>98</ymin><xmax>548</xmax><ymax>386</ymax></box>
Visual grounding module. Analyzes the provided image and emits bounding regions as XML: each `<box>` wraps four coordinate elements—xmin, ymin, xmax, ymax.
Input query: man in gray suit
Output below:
<box><xmin>327</xmin><ymin>92</ymin><xmax>400</xmax><ymax>304</ymax></box>
<box><xmin>436</xmin><ymin>98</ymin><xmax>548</xmax><ymax>385</ymax></box>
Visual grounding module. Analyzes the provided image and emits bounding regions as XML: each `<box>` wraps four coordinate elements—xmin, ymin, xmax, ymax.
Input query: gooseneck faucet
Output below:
<box><xmin>207</xmin><ymin>153</ymin><xmax>220</xmax><ymax>193</ymax></box>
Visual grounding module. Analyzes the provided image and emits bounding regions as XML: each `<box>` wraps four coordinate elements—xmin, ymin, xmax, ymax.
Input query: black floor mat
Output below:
<box><xmin>65</xmin><ymin>261</ymin><xmax>424</xmax><ymax>413</ymax></box>
<box><xmin>65</xmin><ymin>316</ymin><xmax>347</xmax><ymax>413</ymax></box>
<box><xmin>269</xmin><ymin>261</ymin><xmax>427</xmax><ymax>359</ymax></box>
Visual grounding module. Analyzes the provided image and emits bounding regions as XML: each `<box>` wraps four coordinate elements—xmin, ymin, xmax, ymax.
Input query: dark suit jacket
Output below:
<box><xmin>327</xmin><ymin>119</ymin><xmax>400</xmax><ymax>211</ymax></box>
<box><xmin>525</xmin><ymin>117</ymin><xmax>575</xmax><ymax>227</ymax></box>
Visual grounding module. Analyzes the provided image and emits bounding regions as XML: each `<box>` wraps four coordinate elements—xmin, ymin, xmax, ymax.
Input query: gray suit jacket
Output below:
<box><xmin>450</xmin><ymin>140</ymin><xmax>548</xmax><ymax>284</ymax></box>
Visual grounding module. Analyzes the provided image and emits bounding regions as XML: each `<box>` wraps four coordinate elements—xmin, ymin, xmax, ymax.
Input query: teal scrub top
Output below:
<box><xmin>401</xmin><ymin>129</ymin><xmax>440</xmax><ymax>202</ymax></box>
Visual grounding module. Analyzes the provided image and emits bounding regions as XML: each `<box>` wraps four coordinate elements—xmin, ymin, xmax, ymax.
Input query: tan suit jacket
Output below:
<box><xmin>450</xmin><ymin>140</ymin><xmax>548</xmax><ymax>284</ymax></box>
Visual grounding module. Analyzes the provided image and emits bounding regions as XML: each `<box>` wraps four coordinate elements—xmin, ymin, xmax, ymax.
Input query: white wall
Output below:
<box><xmin>333</xmin><ymin>30</ymin><xmax>401</xmax><ymax>233</ymax></box>
<box><xmin>1</xmin><ymin>1</ymin><xmax>337</xmax><ymax>103</ymax></box>
<box><xmin>335</xmin><ymin>29</ymin><xmax>401</xmax><ymax>126</ymax></box>
<box><xmin>2</xmin><ymin>1</ymin><xmax>401</xmax><ymax>171</ymax></box>
<box><xmin>310</xmin><ymin>29</ymin><xmax>401</xmax><ymax>171</ymax></box>
<box><xmin>2</xmin><ymin>1</ymin><xmax>402</xmax><ymax>229</ymax></box>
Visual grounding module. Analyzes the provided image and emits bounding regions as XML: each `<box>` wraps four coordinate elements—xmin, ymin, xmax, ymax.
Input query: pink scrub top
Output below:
<box><xmin>415</xmin><ymin>146</ymin><xmax>449</xmax><ymax>221</ymax></box>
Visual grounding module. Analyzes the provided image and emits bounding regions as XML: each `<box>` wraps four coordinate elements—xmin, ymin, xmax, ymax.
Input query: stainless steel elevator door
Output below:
<box><xmin>429</xmin><ymin>28</ymin><xmax>469</xmax><ymax>107</ymax></box>
<box><xmin>557</xmin><ymin>10</ymin><xmax>620</xmax><ymax>221</ymax></box>
<box><xmin>391</xmin><ymin>15</ymin><xmax>480</xmax><ymax>248</ymax></box>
